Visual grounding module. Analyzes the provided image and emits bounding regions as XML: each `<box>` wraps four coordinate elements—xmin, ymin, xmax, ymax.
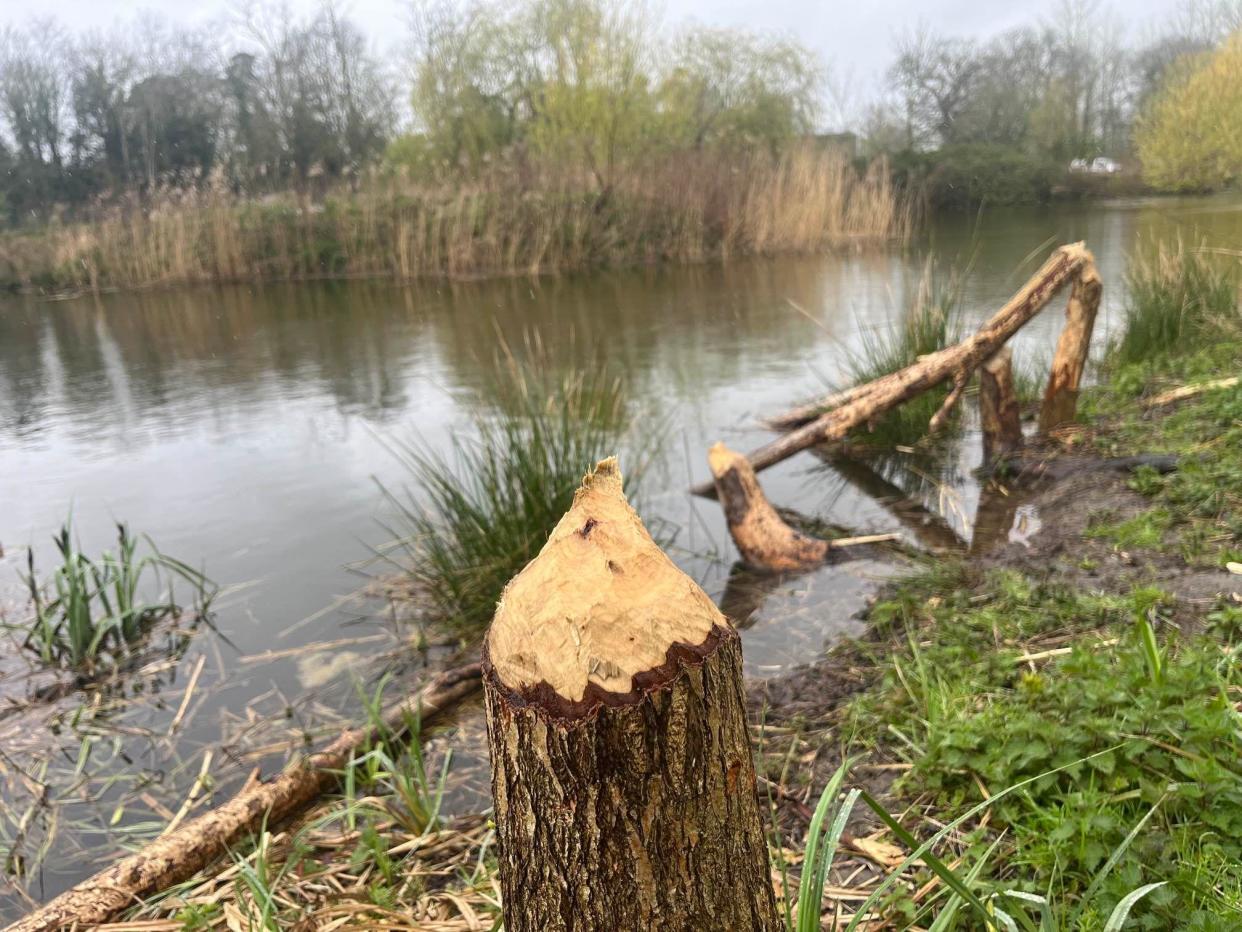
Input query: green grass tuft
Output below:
<box><xmin>843</xmin><ymin>258</ymin><xmax>964</xmax><ymax>450</ymax></box>
<box><xmin>1113</xmin><ymin>242</ymin><xmax>1240</xmax><ymax>368</ymax></box>
<box><xmin>14</xmin><ymin>520</ymin><xmax>214</xmax><ymax>673</ymax></box>
<box><xmin>379</xmin><ymin>361</ymin><xmax>654</xmax><ymax>633</ymax></box>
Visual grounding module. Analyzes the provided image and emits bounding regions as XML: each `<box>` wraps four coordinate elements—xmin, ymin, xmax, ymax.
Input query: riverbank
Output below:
<box><xmin>0</xmin><ymin>149</ymin><xmax>909</xmax><ymax>296</ymax></box>
<box><xmin>67</xmin><ymin>308</ymin><xmax>1242</xmax><ymax>928</ymax></box>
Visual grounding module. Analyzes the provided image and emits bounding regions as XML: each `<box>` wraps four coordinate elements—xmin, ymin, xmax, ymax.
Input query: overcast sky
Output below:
<box><xmin>19</xmin><ymin>0</ymin><xmax>1186</xmax><ymax>110</ymax></box>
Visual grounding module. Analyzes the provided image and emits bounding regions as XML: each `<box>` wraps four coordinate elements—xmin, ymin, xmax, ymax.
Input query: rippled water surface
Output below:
<box><xmin>1</xmin><ymin>196</ymin><xmax>1240</xmax><ymax>908</ymax></box>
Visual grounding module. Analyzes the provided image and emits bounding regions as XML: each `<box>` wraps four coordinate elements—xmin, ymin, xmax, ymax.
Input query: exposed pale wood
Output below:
<box><xmin>1142</xmin><ymin>376</ymin><xmax>1239</xmax><ymax>407</ymax></box>
<box><xmin>709</xmin><ymin>442</ymin><xmax>831</xmax><ymax>571</ymax></box>
<box><xmin>486</xmin><ymin>458</ymin><xmax>718</xmax><ymax>701</ymax></box>
<box><xmin>764</xmin><ymin>382</ymin><xmax>878</xmax><ymax>430</ymax></box>
<box><xmin>830</xmin><ymin>532</ymin><xmax>901</xmax><ymax>547</ymax></box>
<box><xmin>8</xmin><ymin>663</ymin><xmax>483</xmax><ymax>932</ymax></box>
<box><xmin>979</xmin><ymin>347</ymin><xmax>1024</xmax><ymax>464</ymax></box>
<box><xmin>1039</xmin><ymin>252</ymin><xmax>1102</xmax><ymax>431</ymax></box>
<box><xmin>691</xmin><ymin>243</ymin><xmax>1092</xmax><ymax>496</ymax></box>
<box><xmin>484</xmin><ymin>457</ymin><xmax>780</xmax><ymax>932</ymax></box>
<box><xmin>929</xmin><ymin>369</ymin><xmax>970</xmax><ymax>432</ymax></box>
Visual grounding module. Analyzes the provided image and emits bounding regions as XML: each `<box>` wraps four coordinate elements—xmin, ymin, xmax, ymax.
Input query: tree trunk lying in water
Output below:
<box><xmin>709</xmin><ymin>441</ymin><xmax>832</xmax><ymax>571</ymax></box>
<box><xmin>9</xmin><ymin>663</ymin><xmax>483</xmax><ymax>932</ymax></box>
<box><xmin>694</xmin><ymin>243</ymin><xmax>1097</xmax><ymax>497</ymax></box>
<box><xmin>483</xmin><ymin>458</ymin><xmax>781</xmax><ymax>932</ymax></box>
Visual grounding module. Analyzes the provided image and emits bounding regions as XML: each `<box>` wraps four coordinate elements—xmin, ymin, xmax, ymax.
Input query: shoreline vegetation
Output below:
<box><xmin>15</xmin><ymin>240</ymin><xmax>1240</xmax><ymax>929</ymax></box>
<box><xmin>2</xmin><ymin>2</ymin><xmax>1240</xmax><ymax>300</ymax></box>
<box><xmin>0</xmin><ymin>149</ymin><xmax>910</xmax><ymax>294</ymax></box>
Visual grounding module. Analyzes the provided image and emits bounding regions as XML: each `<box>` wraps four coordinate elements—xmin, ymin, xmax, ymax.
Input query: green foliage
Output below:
<box><xmin>793</xmin><ymin>763</ymin><xmax>858</xmax><ymax>931</ymax></box>
<box><xmin>1137</xmin><ymin>33</ymin><xmax>1242</xmax><ymax>192</ymax></box>
<box><xmin>843</xmin><ymin>258</ymin><xmax>963</xmax><ymax>448</ymax></box>
<box><xmin>175</xmin><ymin>902</ymin><xmax>221</xmax><ymax>930</ymax></box>
<box><xmin>404</xmin><ymin>0</ymin><xmax>821</xmax><ymax>179</ymax></box>
<box><xmin>853</xmin><ymin>571</ymin><xmax>1242</xmax><ymax>927</ymax></box>
<box><xmin>1113</xmin><ymin>243</ymin><xmax>1240</xmax><ymax>367</ymax></box>
<box><xmin>1091</xmin><ymin>341</ymin><xmax>1242</xmax><ymax>565</ymax></box>
<box><xmin>1085</xmin><ymin>508</ymin><xmax>1173</xmax><ymax>550</ymax></box>
<box><xmin>905</xmin><ymin>144</ymin><xmax>1061</xmax><ymax>210</ymax></box>
<box><xmin>14</xmin><ymin>520</ymin><xmax>215</xmax><ymax>673</ymax></box>
<box><xmin>379</xmin><ymin>360</ymin><xmax>648</xmax><ymax>633</ymax></box>
<box><xmin>232</xmin><ymin>826</ymin><xmax>297</xmax><ymax>931</ymax></box>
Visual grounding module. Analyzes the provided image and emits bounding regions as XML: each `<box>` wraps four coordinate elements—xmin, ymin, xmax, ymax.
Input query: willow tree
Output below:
<box><xmin>1137</xmin><ymin>32</ymin><xmax>1242</xmax><ymax>191</ymax></box>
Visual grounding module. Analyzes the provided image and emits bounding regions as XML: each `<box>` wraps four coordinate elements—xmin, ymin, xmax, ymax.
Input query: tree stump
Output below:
<box><xmin>1040</xmin><ymin>252</ymin><xmax>1102</xmax><ymax>432</ymax></box>
<box><xmin>979</xmin><ymin>347</ymin><xmax>1024</xmax><ymax>464</ymax></box>
<box><xmin>709</xmin><ymin>441</ymin><xmax>831</xmax><ymax>571</ymax></box>
<box><xmin>482</xmin><ymin>458</ymin><xmax>781</xmax><ymax>932</ymax></box>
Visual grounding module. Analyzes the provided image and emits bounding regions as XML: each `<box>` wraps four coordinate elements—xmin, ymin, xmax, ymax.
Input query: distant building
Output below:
<box><xmin>1069</xmin><ymin>157</ymin><xmax>1123</xmax><ymax>175</ymax></box>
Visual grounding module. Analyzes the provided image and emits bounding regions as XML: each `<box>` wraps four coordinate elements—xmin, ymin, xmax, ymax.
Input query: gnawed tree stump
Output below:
<box><xmin>979</xmin><ymin>347</ymin><xmax>1024</xmax><ymax>464</ymax></box>
<box><xmin>483</xmin><ymin>458</ymin><xmax>780</xmax><ymax>932</ymax></box>
<box><xmin>1040</xmin><ymin>251</ymin><xmax>1102</xmax><ymax>431</ymax></box>
<box><xmin>710</xmin><ymin>441</ymin><xmax>831</xmax><ymax>571</ymax></box>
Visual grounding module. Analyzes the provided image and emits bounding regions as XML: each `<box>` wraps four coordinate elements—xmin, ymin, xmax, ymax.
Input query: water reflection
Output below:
<box><xmin>1</xmin><ymin>195</ymin><xmax>1241</xmax><ymax>910</ymax></box>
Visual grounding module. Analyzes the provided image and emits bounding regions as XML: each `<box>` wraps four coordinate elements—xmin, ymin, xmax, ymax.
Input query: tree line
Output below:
<box><xmin>1</xmin><ymin>0</ymin><xmax>1240</xmax><ymax>224</ymax></box>
<box><xmin>869</xmin><ymin>0</ymin><xmax>1242</xmax><ymax>204</ymax></box>
<box><xmin>0</xmin><ymin>6</ymin><xmax>394</xmax><ymax>220</ymax></box>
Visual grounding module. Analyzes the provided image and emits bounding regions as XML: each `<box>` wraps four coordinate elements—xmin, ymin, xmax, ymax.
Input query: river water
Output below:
<box><xmin>1</xmin><ymin>195</ymin><xmax>1240</xmax><ymax>910</ymax></box>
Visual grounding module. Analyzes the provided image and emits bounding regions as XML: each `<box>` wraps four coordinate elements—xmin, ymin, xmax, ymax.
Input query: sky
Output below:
<box><xmin>17</xmin><ymin>0</ymin><xmax>1185</xmax><ymax>112</ymax></box>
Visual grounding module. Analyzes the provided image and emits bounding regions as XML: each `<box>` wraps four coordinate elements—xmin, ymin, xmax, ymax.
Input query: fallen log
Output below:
<box><xmin>709</xmin><ymin>442</ymin><xmax>832</xmax><ymax>571</ymax></box>
<box><xmin>979</xmin><ymin>347</ymin><xmax>1024</xmax><ymax>464</ymax></box>
<box><xmin>1040</xmin><ymin>255</ymin><xmax>1103</xmax><ymax>431</ymax></box>
<box><xmin>8</xmin><ymin>662</ymin><xmax>483</xmax><ymax>932</ymax></box>
<box><xmin>483</xmin><ymin>458</ymin><xmax>781</xmax><ymax>932</ymax></box>
<box><xmin>698</xmin><ymin>243</ymin><xmax>1094</xmax><ymax>496</ymax></box>
<box><xmin>1142</xmin><ymin>376</ymin><xmax>1239</xmax><ymax>408</ymax></box>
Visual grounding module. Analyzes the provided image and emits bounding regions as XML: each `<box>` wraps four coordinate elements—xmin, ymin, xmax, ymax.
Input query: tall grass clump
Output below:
<box><xmin>15</xmin><ymin>521</ymin><xmax>214</xmax><ymax>674</ymax></box>
<box><xmin>380</xmin><ymin>360</ymin><xmax>651</xmax><ymax>633</ymax></box>
<box><xmin>0</xmin><ymin>149</ymin><xmax>912</xmax><ymax>294</ymax></box>
<box><xmin>842</xmin><ymin>258</ymin><xmax>963</xmax><ymax>449</ymax></box>
<box><xmin>1114</xmin><ymin>241</ymin><xmax>1240</xmax><ymax>367</ymax></box>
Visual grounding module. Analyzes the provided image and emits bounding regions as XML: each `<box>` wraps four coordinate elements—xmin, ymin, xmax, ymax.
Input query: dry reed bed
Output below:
<box><xmin>0</xmin><ymin>150</ymin><xmax>911</xmax><ymax>293</ymax></box>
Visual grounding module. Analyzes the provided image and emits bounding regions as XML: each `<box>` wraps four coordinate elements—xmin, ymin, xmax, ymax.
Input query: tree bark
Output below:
<box><xmin>484</xmin><ymin>458</ymin><xmax>780</xmax><ymax>932</ymax></box>
<box><xmin>697</xmin><ymin>243</ymin><xmax>1092</xmax><ymax>496</ymax></box>
<box><xmin>979</xmin><ymin>347</ymin><xmax>1024</xmax><ymax>464</ymax></box>
<box><xmin>710</xmin><ymin>442</ymin><xmax>831</xmax><ymax>571</ymax></box>
<box><xmin>8</xmin><ymin>663</ymin><xmax>482</xmax><ymax>932</ymax></box>
<box><xmin>1040</xmin><ymin>251</ymin><xmax>1102</xmax><ymax>432</ymax></box>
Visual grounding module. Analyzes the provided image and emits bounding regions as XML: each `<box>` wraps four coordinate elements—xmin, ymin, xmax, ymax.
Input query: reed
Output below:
<box><xmin>1114</xmin><ymin>240</ymin><xmax>1240</xmax><ymax>367</ymax></box>
<box><xmin>377</xmin><ymin>357</ymin><xmax>653</xmax><ymax>634</ymax></box>
<box><xmin>13</xmin><ymin>521</ymin><xmax>215</xmax><ymax>674</ymax></box>
<box><xmin>843</xmin><ymin>258</ymin><xmax>964</xmax><ymax>449</ymax></box>
<box><xmin>0</xmin><ymin>148</ymin><xmax>912</xmax><ymax>294</ymax></box>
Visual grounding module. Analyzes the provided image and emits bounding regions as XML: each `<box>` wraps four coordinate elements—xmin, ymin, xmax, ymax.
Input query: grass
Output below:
<box><xmin>842</xmin><ymin>257</ymin><xmax>964</xmax><ymax>450</ymax></box>
<box><xmin>1112</xmin><ymin>241</ymin><xmax>1240</xmax><ymax>368</ymax></box>
<box><xmin>13</xmin><ymin>520</ymin><xmax>215</xmax><ymax>673</ymax></box>
<box><xmin>837</xmin><ymin>569</ymin><xmax>1242</xmax><ymax>929</ymax></box>
<box><xmin>1084</xmin><ymin>340</ymin><xmax>1242</xmax><ymax>567</ymax></box>
<box><xmin>378</xmin><ymin>357</ymin><xmax>652</xmax><ymax>634</ymax></box>
<box><xmin>0</xmin><ymin>147</ymin><xmax>912</xmax><ymax>294</ymax></box>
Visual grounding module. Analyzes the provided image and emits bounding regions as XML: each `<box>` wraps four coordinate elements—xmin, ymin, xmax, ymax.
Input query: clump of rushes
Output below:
<box><xmin>844</xmin><ymin>258</ymin><xmax>963</xmax><ymax>449</ymax></box>
<box><xmin>380</xmin><ymin>362</ymin><xmax>650</xmax><ymax>633</ymax></box>
<box><xmin>1113</xmin><ymin>240</ymin><xmax>1240</xmax><ymax>367</ymax></box>
<box><xmin>17</xmin><ymin>521</ymin><xmax>215</xmax><ymax>674</ymax></box>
